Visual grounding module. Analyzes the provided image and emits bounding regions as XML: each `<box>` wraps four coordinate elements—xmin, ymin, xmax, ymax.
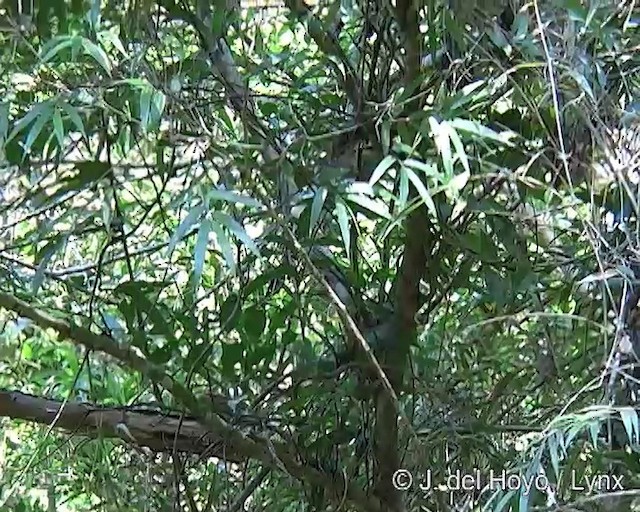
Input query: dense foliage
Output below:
<box><xmin>1</xmin><ymin>0</ymin><xmax>640</xmax><ymax>511</ymax></box>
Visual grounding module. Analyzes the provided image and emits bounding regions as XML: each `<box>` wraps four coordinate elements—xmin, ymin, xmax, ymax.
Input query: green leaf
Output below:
<box><xmin>428</xmin><ymin>117</ymin><xmax>453</xmax><ymax>177</ymax></box>
<box><xmin>334</xmin><ymin>198</ymin><xmax>352</xmax><ymax>259</ymax></box>
<box><xmin>140</xmin><ymin>86</ymin><xmax>152</xmax><ymax>130</ymax></box>
<box><xmin>99</xmin><ymin>28</ymin><xmax>128</xmax><ymax>57</ymax></box>
<box><xmin>620</xmin><ymin>407</ymin><xmax>639</xmax><ymax>446</ymax></box>
<box><xmin>221</xmin><ymin>342</ymin><xmax>243</xmax><ymax>377</ymax></box>
<box><xmin>220</xmin><ymin>293</ymin><xmax>241</xmax><ymax>332</ymax></box>
<box><xmin>403</xmin><ymin>158</ymin><xmax>440</xmax><ymax>178</ymax></box>
<box><xmin>60</xmin><ymin>103</ymin><xmax>86</xmax><ymax>139</ymax></box>
<box><xmin>213</xmin><ymin>212</ymin><xmax>261</xmax><ymax>257</ymax></box>
<box><xmin>368</xmin><ymin>155</ymin><xmax>396</xmax><ymax>186</ymax></box>
<box><xmin>402</xmin><ymin>166</ymin><xmax>437</xmax><ymax>215</ymax></box>
<box><xmin>309</xmin><ymin>186</ymin><xmax>328</xmax><ymax>236</ymax></box>
<box><xmin>167</xmin><ymin>204</ymin><xmax>205</xmax><ymax>257</ymax></box>
<box><xmin>40</xmin><ymin>36</ymin><xmax>75</xmax><ymax>63</ymax></box>
<box><xmin>52</xmin><ymin>109</ymin><xmax>65</xmax><ymax>148</ymax></box>
<box><xmin>547</xmin><ymin>433</ymin><xmax>561</xmax><ymax>479</ymax></box>
<box><xmin>0</xmin><ymin>102</ymin><xmax>8</xmax><ymax>142</ymax></box>
<box><xmin>212</xmin><ymin>221</ymin><xmax>236</xmax><ymax>272</ymax></box>
<box><xmin>7</xmin><ymin>102</ymin><xmax>52</xmax><ymax>144</ymax></box>
<box><xmin>344</xmin><ymin>184</ymin><xmax>391</xmax><ymax>219</ymax></box>
<box><xmin>448</xmin><ymin>126</ymin><xmax>470</xmax><ymax>174</ymax></box>
<box><xmin>245</xmin><ymin>265</ymin><xmax>294</xmax><ymax>296</ymax></box>
<box><xmin>449</xmin><ymin>118</ymin><xmax>517</xmax><ymax>145</ymax></box>
<box><xmin>244</xmin><ymin>305</ymin><xmax>267</xmax><ymax>339</ymax></box>
<box><xmin>518</xmin><ymin>484</ymin><xmax>530</xmax><ymax>512</ymax></box>
<box><xmin>81</xmin><ymin>38</ymin><xmax>112</xmax><ymax>75</ymax></box>
<box><xmin>207</xmin><ymin>189</ymin><xmax>262</xmax><ymax>208</ymax></box>
<box><xmin>192</xmin><ymin>218</ymin><xmax>211</xmax><ymax>291</ymax></box>
<box><xmin>89</xmin><ymin>0</ymin><xmax>101</xmax><ymax>29</ymax></box>
<box><xmin>397</xmin><ymin>166</ymin><xmax>409</xmax><ymax>210</ymax></box>
<box><xmin>24</xmin><ymin>104</ymin><xmax>54</xmax><ymax>154</ymax></box>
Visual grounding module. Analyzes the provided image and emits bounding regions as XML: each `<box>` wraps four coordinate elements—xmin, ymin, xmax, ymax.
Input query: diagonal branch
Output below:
<box><xmin>0</xmin><ymin>292</ymin><xmax>385</xmax><ymax>512</ymax></box>
<box><xmin>0</xmin><ymin>389</ymin><xmax>244</xmax><ymax>461</ymax></box>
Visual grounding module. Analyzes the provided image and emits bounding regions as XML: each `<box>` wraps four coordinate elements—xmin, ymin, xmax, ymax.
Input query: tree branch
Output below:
<box><xmin>0</xmin><ymin>292</ymin><xmax>385</xmax><ymax>512</ymax></box>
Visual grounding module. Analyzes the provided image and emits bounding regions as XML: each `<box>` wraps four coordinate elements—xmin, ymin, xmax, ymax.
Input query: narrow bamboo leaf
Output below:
<box><xmin>7</xmin><ymin>102</ymin><xmax>51</xmax><ymax>143</ymax></box>
<box><xmin>60</xmin><ymin>103</ymin><xmax>86</xmax><ymax>139</ymax></box>
<box><xmin>345</xmin><ymin>193</ymin><xmax>391</xmax><ymax>219</ymax></box>
<box><xmin>214</xmin><ymin>212</ymin><xmax>260</xmax><ymax>257</ymax></box>
<box><xmin>24</xmin><ymin>105</ymin><xmax>53</xmax><ymax>154</ymax></box>
<box><xmin>449</xmin><ymin>118</ymin><xmax>517</xmax><ymax>145</ymax></box>
<box><xmin>403</xmin><ymin>158</ymin><xmax>440</xmax><ymax>177</ymax></box>
<box><xmin>397</xmin><ymin>166</ymin><xmax>409</xmax><ymax>210</ymax></box>
<box><xmin>100</xmin><ymin>29</ymin><xmax>128</xmax><ymax>57</ymax></box>
<box><xmin>192</xmin><ymin>218</ymin><xmax>211</xmax><ymax>290</ymax></box>
<box><xmin>207</xmin><ymin>189</ymin><xmax>262</xmax><ymax>208</ymax></box>
<box><xmin>334</xmin><ymin>198</ymin><xmax>351</xmax><ymax>259</ymax></box>
<box><xmin>151</xmin><ymin>90</ymin><xmax>166</xmax><ymax>123</ymax></box>
<box><xmin>494</xmin><ymin>489</ymin><xmax>517</xmax><ymax>512</ymax></box>
<box><xmin>368</xmin><ymin>155</ymin><xmax>396</xmax><ymax>186</ymax></box>
<box><xmin>0</xmin><ymin>102</ymin><xmax>8</xmax><ymax>141</ymax></box>
<box><xmin>212</xmin><ymin>221</ymin><xmax>236</xmax><ymax>272</ymax></box>
<box><xmin>620</xmin><ymin>407</ymin><xmax>639</xmax><ymax>445</ymax></box>
<box><xmin>52</xmin><ymin>109</ymin><xmax>65</xmax><ymax>148</ymax></box>
<box><xmin>81</xmin><ymin>38</ymin><xmax>112</xmax><ymax>75</ymax></box>
<box><xmin>448</xmin><ymin>126</ymin><xmax>470</xmax><ymax>174</ymax></box>
<box><xmin>403</xmin><ymin>166</ymin><xmax>437</xmax><ymax>215</ymax></box>
<box><xmin>518</xmin><ymin>486</ymin><xmax>530</xmax><ymax>512</ymax></box>
<box><xmin>429</xmin><ymin>117</ymin><xmax>453</xmax><ymax>177</ymax></box>
<box><xmin>547</xmin><ymin>434</ymin><xmax>560</xmax><ymax>479</ymax></box>
<box><xmin>345</xmin><ymin>181</ymin><xmax>375</xmax><ymax>196</ymax></box>
<box><xmin>40</xmin><ymin>37</ymin><xmax>75</xmax><ymax>63</ymax></box>
<box><xmin>140</xmin><ymin>87</ymin><xmax>152</xmax><ymax>130</ymax></box>
<box><xmin>167</xmin><ymin>204</ymin><xmax>205</xmax><ymax>257</ymax></box>
<box><xmin>380</xmin><ymin>119</ymin><xmax>391</xmax><ymax>155</ymax></box>
<box><xmin>309</xmin><ymin>186</ymin><xmax>328</xmax><ymax>236</ymax></box>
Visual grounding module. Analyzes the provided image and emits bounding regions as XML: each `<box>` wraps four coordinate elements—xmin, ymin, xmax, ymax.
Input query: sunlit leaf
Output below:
<box><xmin>192</xmin><ymin>218</ymin><xmax>211</xmax><ymax>291</ymax></box>
<box><xmin>212</xmin><ymin>221</ymin><xmax>236</xmax><ymax>272</ymax></box>
<box><xmin>428</xmin><ymin>116</ymin><xmax>453</xmax><ymax>177</ymax></box>
<box><xmin>620</xmin><ymin>407</ymin><xmax>639</xmax><ymax>446</ymax></box>
<box><xmin>368</xmin><ymin>155</ymin><xmax>396</xmax><ymax>186</ymax></box>
<box><xmin>309</xmin><ymin>186</ymin><xmax>328</xmax><ymax>236</ymax></box>
<box><xmin>449</xmin><ymin>118</ymin><xmax>517</xmax><ymax>145</ymax></box>
<box><xmin>167</xmin><ymin>204</ymin><xmax>206</xmax><ymax>257</ymax></box>
<box><xmin>334</xmin><ymin>198</ymin><xmax>352</xmax><ymax>259</ymax></box>
<box><xmin>213</xmin><ymin>212</ymin><xmax>261</xmax><ymax>257</ymax></box>
<box><xmin>81</xmin><ymin>38</ymin><xmax>112</xmax><ymax>75</ymax></box>
<box><xmin>403</xmin><ymin>166</ymin><xmax>437</xmax><ymax>215</ymax></box>
<box><xmin>345</xmin><ymin>193</ymin><xmax>391</xmax><ymax>219</ymax></box>
<box><xmin>207</xmin><ymin>189</ymin><xmax>262</xmax><ymax>208</ymax></box>
<box><xmin>52</xmin><ymin>109</ymin><xmax>65</xmax><ymax>148</ymax></box>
